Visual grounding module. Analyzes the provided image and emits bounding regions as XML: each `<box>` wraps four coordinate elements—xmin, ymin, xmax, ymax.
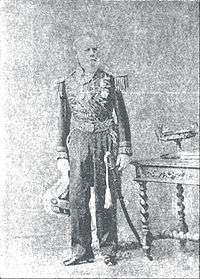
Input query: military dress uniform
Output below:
<box><xmin>56</xmin><ymin>66</ymin><xmax>132</xmax><ymax>261</ymax></box>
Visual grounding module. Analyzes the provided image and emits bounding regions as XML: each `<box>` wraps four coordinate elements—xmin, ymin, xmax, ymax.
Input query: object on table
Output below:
<box><xmin>155</xmin><ymin>122</ymin><xmax>198</xmax><ymax>159</ymax></box>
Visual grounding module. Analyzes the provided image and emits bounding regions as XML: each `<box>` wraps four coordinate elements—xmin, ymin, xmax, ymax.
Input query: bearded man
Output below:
<box><xmin>55</xmin><ymin>33</ymin><xmax>132</xmax><ymax>266</ymax></box>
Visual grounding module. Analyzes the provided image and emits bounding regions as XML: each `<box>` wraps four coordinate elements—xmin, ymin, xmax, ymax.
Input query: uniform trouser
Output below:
<box><xmin>68</xmin><ymin>128</ymin><xmax>119</xmax><ymax>258</ymax></box>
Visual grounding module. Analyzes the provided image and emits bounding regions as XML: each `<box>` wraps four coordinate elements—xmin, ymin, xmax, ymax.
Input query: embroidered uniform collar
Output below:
<box><xmin>73</xmin><ymin>66</ymin><xmax>104</xmax><ymax>85</ymax></box>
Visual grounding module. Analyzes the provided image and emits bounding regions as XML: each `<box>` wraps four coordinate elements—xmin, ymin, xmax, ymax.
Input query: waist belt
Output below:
<box><xmin>70</xmin><ymin>118</ymin><xmax>114</xmax><ymax>133</ymax></box>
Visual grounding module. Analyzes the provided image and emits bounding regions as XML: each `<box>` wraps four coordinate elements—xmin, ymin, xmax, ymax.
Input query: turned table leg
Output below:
<box><xmin>139</xmin><ymin>181</ymin><xmax>153</xmax><ymax>260</ymax></box>
<box><xmin>176</xmin><ymin>183</ymin><xmax>189</xmax><ymax>248</ymax></box>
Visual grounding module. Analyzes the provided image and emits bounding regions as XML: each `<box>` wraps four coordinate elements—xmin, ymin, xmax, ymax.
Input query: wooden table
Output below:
<box><xmin>131</xmin><ymin>157</ymin><xmax>199</xmax><ymax>260</ymax></box>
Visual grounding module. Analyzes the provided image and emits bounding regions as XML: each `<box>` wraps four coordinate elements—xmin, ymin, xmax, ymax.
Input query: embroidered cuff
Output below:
<box><xmin>56</xmin><ymin>146</ymin><xmax>69</xmax><ymax>160</ymax></box>
<box><xmin>118</xmin><ymin>141</ymin><xmax>132</xmax><ymax>156</ymax></box>
<box><xmin>57</xmin><ymin>151</ymin><xmax>69</xmax><ymax>160</ymax></box>
<box><xmin>57</xmin><ymin>145</ymin><xmax>67</xmax><ymax>152</ymax></box>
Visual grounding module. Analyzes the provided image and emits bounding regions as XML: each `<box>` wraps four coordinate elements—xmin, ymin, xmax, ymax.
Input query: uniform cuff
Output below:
<box><xmin>57</xmin><ymin>145</ymin><xmax>67</xmax><ymax>152</ymax></box>
<box><xmin>57</xmin><ymin>151</ymin><xmax>69</xmax><ymax>160</ymax></box>
<box><xmin>56</xmin><ymin>146</ymin><xmax>69</xmax><ymax>159</ymax></box>
<box><xmin>118</xmin><ymin>141</ymin><xmax>132</xmax><ymax>156</ymax></box>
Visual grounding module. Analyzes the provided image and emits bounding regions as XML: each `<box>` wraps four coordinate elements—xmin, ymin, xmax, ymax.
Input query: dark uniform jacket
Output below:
<box><xmin>56</xmin><ymin>67</ymin><xmax>132</xmax><ymax>158</ymax></box>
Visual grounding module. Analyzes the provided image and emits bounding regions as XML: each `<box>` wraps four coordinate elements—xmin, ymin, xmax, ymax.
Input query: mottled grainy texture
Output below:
<box><xmin>0</xmin><ymin>0</ymin><xmax>199</xmax><ymax>278</ymax></box>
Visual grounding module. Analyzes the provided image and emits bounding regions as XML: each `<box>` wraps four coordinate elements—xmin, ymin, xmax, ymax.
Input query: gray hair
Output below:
<box><xmin>73</xmin><ymin>33</ymin><xmax>100</xmax><ymax>51</ymax></box>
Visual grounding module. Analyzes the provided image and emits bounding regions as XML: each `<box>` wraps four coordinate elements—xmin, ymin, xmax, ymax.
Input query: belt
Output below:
<box><xmin>70</xmin><ymin>118</ymin><xmax>114</xmax><ymax>133</ymax></box>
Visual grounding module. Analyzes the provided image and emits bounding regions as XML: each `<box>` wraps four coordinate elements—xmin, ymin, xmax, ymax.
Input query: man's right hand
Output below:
<box><xmin>57</xmin><ymin>158</ymin><xmax>70</xmax><ymax>180</ymax></box>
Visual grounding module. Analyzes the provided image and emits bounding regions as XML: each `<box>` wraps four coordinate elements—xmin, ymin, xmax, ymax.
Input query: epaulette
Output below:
<box><xmin>114</xmin><ymin>75</ymin><xmax>129</xmax><ymax>92</ymax></box>
<box><xmin>102</xmin><ymin>66</ymin><xmax>129</xmax><ymax>92</ymax></box>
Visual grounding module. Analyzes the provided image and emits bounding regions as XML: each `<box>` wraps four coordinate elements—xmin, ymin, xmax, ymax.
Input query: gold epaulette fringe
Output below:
<box><xmin>115</xmin><ymin>75</ymin><xmax>129</xmax><ymax>92</ymax></box>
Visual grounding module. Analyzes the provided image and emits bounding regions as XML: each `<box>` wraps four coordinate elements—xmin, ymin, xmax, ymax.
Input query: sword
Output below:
<box><xmin>104</xmin><ymin>151</ymin><xmax>142</xmax><ymax>246</ymax></box>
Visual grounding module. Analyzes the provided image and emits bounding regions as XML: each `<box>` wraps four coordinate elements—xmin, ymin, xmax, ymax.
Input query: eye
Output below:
<box><xmin>85</xmin><ymin>48</ymin><xmax>90</xmax><ymax>52</ymax></box>
<box><xmin>92</xmin><ymin>48</ymin><xmax>97</xmax><ymax>52</ymax></box>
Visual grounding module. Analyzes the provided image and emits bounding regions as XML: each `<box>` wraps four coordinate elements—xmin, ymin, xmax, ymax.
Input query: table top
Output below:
<box><xmin>130</xmin><ymin>157</ymin><xmax>200</xmax><ymax>169</ymax></box>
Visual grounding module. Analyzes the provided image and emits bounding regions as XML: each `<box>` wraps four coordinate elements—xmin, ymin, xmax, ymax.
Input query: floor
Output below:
<box><xmin>1</xmin><ymin>188</ymin><xmax>199</xmax><ymax>278</ymax></box>
<box><xmin>1</xmin><ymin>226</ymin><xmax>199</xmax><ymax>279</ymax></box>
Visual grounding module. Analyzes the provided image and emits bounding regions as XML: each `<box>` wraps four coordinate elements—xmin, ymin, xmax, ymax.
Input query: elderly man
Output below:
<box><xmin>55</xmin><ymin>33</ymin><xmax>132</xmax><ymax>266</ymax></box>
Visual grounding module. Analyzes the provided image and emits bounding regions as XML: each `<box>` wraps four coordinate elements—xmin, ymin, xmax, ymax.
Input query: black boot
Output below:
<box><xmin>103</xmin><ymin>255</ymin><xmax>117</xmax><ymax>266</ymax></box>
<box><xmin>63</xmin><ymin>247</ymin><xmax>94</xmax><ymax>266</ymax></box>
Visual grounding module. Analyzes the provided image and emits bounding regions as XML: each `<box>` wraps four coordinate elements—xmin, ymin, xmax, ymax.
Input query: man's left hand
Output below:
<box><xmin>116</xmin><ymin>154</ymin><xmax>130</xmax><ymax>171</ymax></box>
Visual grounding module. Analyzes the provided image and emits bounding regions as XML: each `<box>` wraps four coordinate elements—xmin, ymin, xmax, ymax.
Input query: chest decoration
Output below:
<box><xmin>67</xmin><ymin>71</ymin><xmax>114</xmax><ymax>121</ymax></box>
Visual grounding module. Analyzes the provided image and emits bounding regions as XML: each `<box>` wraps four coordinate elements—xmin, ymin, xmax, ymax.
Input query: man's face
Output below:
<box><xmin>76</xmin><ymin>37</ymin><xmax>100</xmax><ymax>69</ymax></box>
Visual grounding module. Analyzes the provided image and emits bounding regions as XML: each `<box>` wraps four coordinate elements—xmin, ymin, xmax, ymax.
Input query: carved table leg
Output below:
<box><xmin>139</xmin><ymin>181</ymin><xmax>153</xmax><ymax>260</ymax></box>
<box><xmin>176</xmin><ymin>183</ymin><xmax>189</xmax><ymax>248</ymax></box>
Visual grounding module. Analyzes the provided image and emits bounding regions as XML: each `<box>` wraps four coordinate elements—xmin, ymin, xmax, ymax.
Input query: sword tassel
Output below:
<box><xmin>104</xmin><ymin>151</ymin><xmax>113</xmax><ymax>209</ymax></box>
